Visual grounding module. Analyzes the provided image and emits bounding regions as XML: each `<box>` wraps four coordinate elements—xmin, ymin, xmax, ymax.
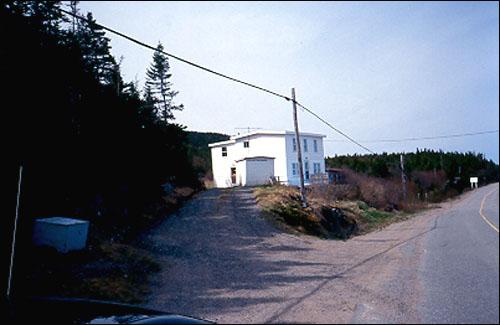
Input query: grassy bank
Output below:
<box><xmin>254</xmin><ymin>184</ymin><xmax>413</xmax><ymax>239</ymax></box>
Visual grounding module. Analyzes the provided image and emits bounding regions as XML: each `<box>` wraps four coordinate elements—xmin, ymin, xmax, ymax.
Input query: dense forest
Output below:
<box><xmin>3</xmin><ymin>0</ymin><xmax>201</xmax><ymax>223</ymax></box>
<box><xmin>326</xmin><ymin>149</ymin><xmax>499</xmax><ymax>192</ymax></box>
<box><xmin>2</xmin><ymin>1</ymin><xmax>207</xmax><ymax>293</ymax></box>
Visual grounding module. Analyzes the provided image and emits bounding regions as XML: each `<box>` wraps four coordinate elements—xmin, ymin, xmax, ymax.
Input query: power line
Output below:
<box><xmin>59</xmin><ymin>8</ymin><xmax>375</xmax><ymax>154</ymax></box>
<box><xmin>58</xmin><ymin>8</ymin><xmax>291</xmax><ymax>102</ymax></box>
<box><xmin>324</xmin><ymin>129</ymin><xmax>499</xmax><ymax>143</ymax></box>
<box><xmin>295</xmin><ymin>101</ymin><xmax>376</xmax><ymax>153</ymax></box>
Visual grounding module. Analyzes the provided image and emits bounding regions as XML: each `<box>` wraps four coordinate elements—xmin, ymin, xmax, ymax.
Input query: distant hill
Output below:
<box><xmin>186</xmin><ymin>131</ymin><xmax>230</xmax><ymax>178</ymax></box>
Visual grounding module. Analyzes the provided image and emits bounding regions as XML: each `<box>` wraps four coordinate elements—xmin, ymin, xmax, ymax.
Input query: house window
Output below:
<box><xmin>313</xmin><ymin>139</ymin><xmax>318</xmax><ymax>153</ymax></box>
<box><xmin>303</xmin><ymin>138</ymin><xmax>308</xmax><ymax>152</ymax></box>
<box><xmin>313</xmin><ymin>163</ymin><xmax>321</xmax><ymax>174</ymax></box>
<box><xmin>244</xmin><ymin>141</ymin><xmax>249</xmax><ymax>148</ymax></box>
<box><xmin>292</xmin><ymin>138</ymin><xmax>297</xmax><ymax>152</ymax></box>
<box><xmin>222</xmin><ymin>147</ymin><xmax>227</xmax><ymax>157</ymax></box>
<box><xmin>304</xmin><ymin>161</ymin><xmax>310</xmax><ymax>180</ymax></box>
<box><xmin>292</xmin><ymin>162</ymin><xmax>298</xmax><ymax>176</ymax></box>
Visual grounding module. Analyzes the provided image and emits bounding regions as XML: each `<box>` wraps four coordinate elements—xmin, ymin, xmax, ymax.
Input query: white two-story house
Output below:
<box><xmin>208</xmin><ymin>130</ymin><xmax>326</xmax><ymax>188</ymax></box>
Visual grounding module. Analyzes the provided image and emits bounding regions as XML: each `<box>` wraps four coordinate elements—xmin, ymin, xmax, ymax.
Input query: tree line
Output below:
<box><xmin>3</xmin><ymin>0</ymin><xmax>199</xmax><ymax>245</ymax></box>
<box><xmin>326</xmin><ymin>148</ymin><xmax>499</xmax><ymax>192</ymax></box>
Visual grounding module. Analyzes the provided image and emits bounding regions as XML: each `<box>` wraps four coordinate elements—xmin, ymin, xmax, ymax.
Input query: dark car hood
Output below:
<box><xmin>6</xmin><ymin>296</ymin><xmax>214</xmax><ymax>324</ymax></box>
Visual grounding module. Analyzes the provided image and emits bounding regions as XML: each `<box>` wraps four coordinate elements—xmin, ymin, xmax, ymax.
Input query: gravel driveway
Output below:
<box><xmin>140</xmin><ymin>186</ymin><xmax>486</xmax><ymax>323</ymax></box>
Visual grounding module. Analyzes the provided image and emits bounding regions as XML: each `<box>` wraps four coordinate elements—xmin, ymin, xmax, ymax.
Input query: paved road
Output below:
<box><xmin>419</xmin><ymin>183</ymin><xmax>499</xmax><ymax>324</ymax></box>
<box><xmin>140</xmin><ymin>184</ymin><xmax>499</xmax><ymax>323</ymax></box>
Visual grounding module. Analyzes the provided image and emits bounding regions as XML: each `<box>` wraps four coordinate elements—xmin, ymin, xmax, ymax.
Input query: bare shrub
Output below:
<box><xmin>400</xmin><ymin>181</ymin><xmax>426</xmax><ymax>212</ymax></box>
<box><xmin>342</xmin><ymin>169</ymin><xmax>404</xmax><ymax>210</ymax></box>
<box><xmin>411</xmin><ymin>170</ymin><xmax>447</xmax><ymax>191</ymax></box>
<box><xmin>309</xmin><ymin>183</ymin><xmax>359</xmax><ymax>203</ymax></box>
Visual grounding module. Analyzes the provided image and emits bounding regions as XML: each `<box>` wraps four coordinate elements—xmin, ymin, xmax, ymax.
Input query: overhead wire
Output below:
<box><xmin>324</xmin><ymin>129</ymin><xmax>499</xmax><ymax>143</ymax></box>
<box><xmin>59</xmin><ymin>8</ymin><xmax>492</xmax><ymax>155</ymax></box>
<box><xmin>58</xmin><ymin>8</ymin><xmax>291</xmax><ymax>101</ymax></box>
<box><xmin>295</xmin><ymin>101</ymin><xmax>375</xmax><ymax>153</ymax></box>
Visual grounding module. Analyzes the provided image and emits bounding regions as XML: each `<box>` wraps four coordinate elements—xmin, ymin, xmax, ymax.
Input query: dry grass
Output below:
<box><xmin>255</xmin><ymin>185</ymin><xmax>327</xmax><ymax>236</ymax></box>
<box><xmin>162</xmin><ymin>186</ymin><xmax>195</xmax><ymax>206</ymax></box>
<box><xmin>254</xmin><ymin>184</ymin><xmax>414</xmax><ymax>239</ymax></box>
<box><xmin>74</xmin><ymin>242</ymin><xmax>161</xmax><ymax>303</ymax></box>
<box><xmin>174</xmin><ymin>186</ymin><xmax>195</xmax><ymax>197</ymax></box>
<box><xmin>23</xmin><ymin>240</ymin><xmax>161</xmax><ymax>304</ymax></box>
<box><xmin>203</xmin><ymin>179</ymin><xmax>215</xmax><ymax>189</ymax></box>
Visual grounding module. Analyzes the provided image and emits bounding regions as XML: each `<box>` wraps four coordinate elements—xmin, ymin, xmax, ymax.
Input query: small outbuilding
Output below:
<box><xmin>326</xmin><ymin>168</ymin><xmax>346</xmax><ymax>184</ymax></box>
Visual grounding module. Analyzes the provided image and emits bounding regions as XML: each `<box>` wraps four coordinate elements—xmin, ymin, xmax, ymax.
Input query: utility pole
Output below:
<box><xmin>400</xmin><ymin>154</ymin><xmax>407</xmax><ymax>201</ymax></box>
<box><xmin>292</xmin><ymin>88</ymin><xmax>307</xmax><ymax>208</ymax></box>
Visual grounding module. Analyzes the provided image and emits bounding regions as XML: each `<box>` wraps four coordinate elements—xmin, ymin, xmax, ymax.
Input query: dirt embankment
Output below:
<box><xmin>254</xmin><ymin>185</ymin><xmax>412</xmax><ymax>240</ymax></box>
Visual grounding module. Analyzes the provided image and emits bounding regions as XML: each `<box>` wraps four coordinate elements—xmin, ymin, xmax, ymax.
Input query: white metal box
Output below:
<box><xmin>33</xmin><ymin>217</ymin><xmax>90</xmax><ymax>253</ymax></box>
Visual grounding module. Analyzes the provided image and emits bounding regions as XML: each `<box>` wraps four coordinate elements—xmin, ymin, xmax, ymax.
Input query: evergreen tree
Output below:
<box><xmin>140</xmin><ymin>84</ymin><xmax>159</xmax><ymax>127</ymax></box>
<box><xmin>26</xmin><ymin>1</ymin><xmax>65</xmax><ymax>37</ymax></box>
<box><xmin>77</xmin><ymin>12</ymin><xmax>116</xmax><ymax>85</ymax></box>
<box><xmin>68</xmin><ymin>0</ymin><xmax>79</xmax><ymax>33</ymax></box>
<box><xmin>2</xmin><ymin>1</ymin><xmax>66</xmax><ymax>40</ymax></box>
<box><xmin>123</xmin><ymin>78</ymin><xmax>141</xmax><ymax>100</ymax></box>
<box><xmin>145</xmin><ymin>42</ymin><xmax>184</xmax><ymax>122</ymax></box>
<box><xmin>111</xmin><ymin>56</ymin><xmax>125</xmax><ymax>96</ymax></box>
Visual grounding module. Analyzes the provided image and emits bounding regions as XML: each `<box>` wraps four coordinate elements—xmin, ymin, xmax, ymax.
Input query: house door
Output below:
<box><xmin>231</xmin><ymin>167</ymin><xmax>236</xmax><ymax>184</ymax></box>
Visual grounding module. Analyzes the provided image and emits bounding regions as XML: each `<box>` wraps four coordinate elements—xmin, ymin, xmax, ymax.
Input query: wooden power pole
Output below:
<box><xmin>400</xmin><ymin>154</ymin><xmax>407</xmax><ymax>201</ymax></box>
<box><xmin>292</xmin><ymin>88</ymin><xmax>307</xmax><ymax>208</ymax></box>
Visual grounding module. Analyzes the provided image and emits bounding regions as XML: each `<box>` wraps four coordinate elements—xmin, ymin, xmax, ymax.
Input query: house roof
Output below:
<box><xmin>208</xmin><ymin>139</ymin><xmax>236</xmax><ymax>147</ymax></box>
<box><xmin>235</xmin><ymin>156</ymin><xmax>275</xmax><ymax>162</ymax></box>
<box><xmin>208</xmin><ymin>130</ymin><xmax>326</xmax><ymax>147</ymax></box>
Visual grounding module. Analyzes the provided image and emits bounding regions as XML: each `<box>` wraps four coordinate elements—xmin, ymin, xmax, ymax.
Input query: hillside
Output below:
<box><xmin>186</xmin><ymin>131</ymin><xmax>230</xmax><ymax>178</ymax></box>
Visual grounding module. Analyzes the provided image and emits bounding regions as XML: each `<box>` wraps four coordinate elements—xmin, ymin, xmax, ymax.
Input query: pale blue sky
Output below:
<box><xmin>78</xmin><ymin>1</ymin><xmax>499</xmax><ymax>162</ymax></box>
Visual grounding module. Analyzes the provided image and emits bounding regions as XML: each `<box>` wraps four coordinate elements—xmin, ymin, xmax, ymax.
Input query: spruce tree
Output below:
<box><xmin>145</xmin><ymin>42</ymin><xmax>183</xmax><ymax>122</ymax></box>
<box><xmin>140</xmin><ymin>84</ymin><xmax>159</xmax><ymax>127</ymax></box>
<box><xmin>77</xmin><ymin>12</ymin><xmax>116</xmax><ymax>85</ymax></box>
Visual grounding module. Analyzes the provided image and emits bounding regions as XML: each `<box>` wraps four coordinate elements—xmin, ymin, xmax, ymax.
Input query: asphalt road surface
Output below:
<box><xmin>141</xmin><ymin>184</ymin><xmax>499</xmax><ymax>323</ymax></box>
<box><xmin>419</xmin><ymin>183</ymin><xmax>499</xmax><ymax>324</ymax></box>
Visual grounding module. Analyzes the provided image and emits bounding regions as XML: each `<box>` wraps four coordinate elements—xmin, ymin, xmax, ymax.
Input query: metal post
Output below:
<box><xmin>7</xmin><ymin>165</ymin><xmax>23</xmax><ymax>299</ymax></box>
<box><xmin>292</xmin><ymin>88</ymin><xmax>307</xmax><ymax>207</ymax></box>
